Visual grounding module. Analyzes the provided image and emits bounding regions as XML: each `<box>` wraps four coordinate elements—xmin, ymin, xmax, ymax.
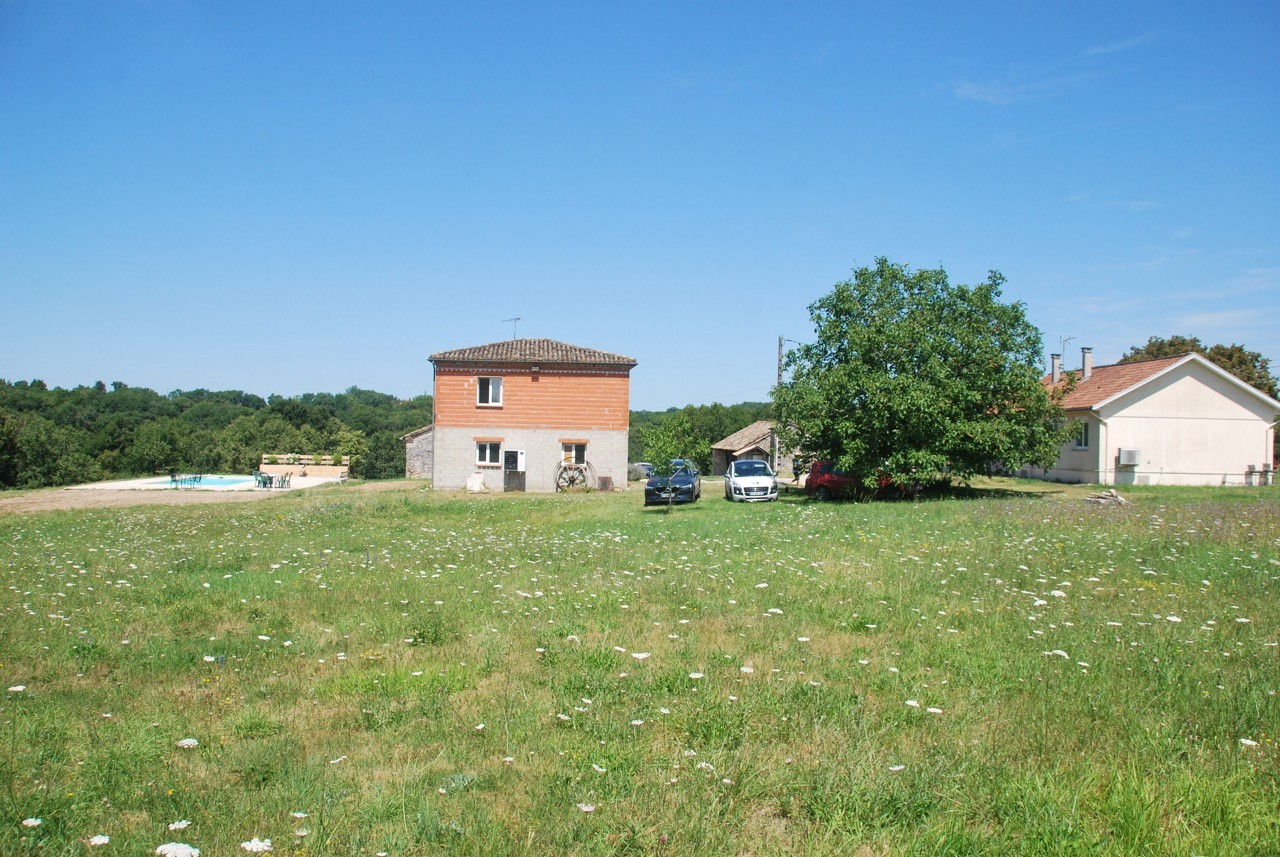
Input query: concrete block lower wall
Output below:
<box><xmin>433</xmin><ymin>427</ymin><xmax>629</xmax><ymax>492</ymax></box>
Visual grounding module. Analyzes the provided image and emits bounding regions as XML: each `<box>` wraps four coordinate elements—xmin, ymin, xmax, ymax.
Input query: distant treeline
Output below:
<box><xmin>630</xmin><ymin>402</ymin><xmax>773</xmax><ymax>473</ymax></box>
<box><xmin>0</xmin><ymin>380</ymin><xmax>772</xmax><ymax>490</ymax></box>
<box><xmin>0</xmin><ymin>380</ymin><xmax>434</xmax><ymax>489</ymax></box>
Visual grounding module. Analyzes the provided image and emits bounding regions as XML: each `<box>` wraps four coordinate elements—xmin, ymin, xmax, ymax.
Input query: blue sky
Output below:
<box><xmin>2</xmin><ymin>2</ymin><xmax>1276</xmax><ymax>410</ymax></box>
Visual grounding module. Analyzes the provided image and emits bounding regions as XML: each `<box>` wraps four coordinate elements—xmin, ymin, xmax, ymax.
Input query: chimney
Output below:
<box><xmin>1081</xmin><ymin>347</ymin><xmax>1093</xmax><ymax>381</ymax></box>
<box><xmin>1050</xmin><ymin>353</ymin><xmax>1062</xmax><ymax>385</ymax></box>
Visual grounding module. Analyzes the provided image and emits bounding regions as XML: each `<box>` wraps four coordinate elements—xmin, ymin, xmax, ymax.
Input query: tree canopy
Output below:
<box><xmin>629</xmin><ymin>401</ymin><xmax>772</xmax><ymax>473</ymax></box>
<box><xmin>773</xmin><ymin>258</ymin><xmax>1071</xmax><ymax>492</ymax></box>
<box><xmin>1120</xmin><ymin>335</ymin><xmax>1277</xmax><ymax>398</ymax></box>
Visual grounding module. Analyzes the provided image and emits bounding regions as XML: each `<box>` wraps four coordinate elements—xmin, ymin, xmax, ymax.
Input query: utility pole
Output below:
<box><xmin>773</xmin><ymin>336</ymin><xmax>784</xmax><ymax>471</ymax></box>
<box><xmin>777</xmin><ymin>335</ymin><xmax>784</xmax><ymax>388</ymax></box>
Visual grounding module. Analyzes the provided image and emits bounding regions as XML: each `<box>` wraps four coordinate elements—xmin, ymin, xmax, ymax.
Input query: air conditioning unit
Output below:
<box><xmin>503</xmin><ymin>449</ymin><xmax>526</xmax><ymax>472</ymax></box>
<box><xmin>1118</xmin><ymin>448</ymin><xmax>1141</xmax><ymax>467</ymax></box>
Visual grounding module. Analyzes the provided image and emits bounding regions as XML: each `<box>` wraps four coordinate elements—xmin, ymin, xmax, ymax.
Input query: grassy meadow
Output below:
<box><xmin>1</xmin><ymin>479</ymin><xmax>1277</xmax><ymax>855</ymax></box>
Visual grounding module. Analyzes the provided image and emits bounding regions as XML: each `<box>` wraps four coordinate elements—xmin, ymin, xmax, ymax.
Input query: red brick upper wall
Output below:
<box><xmin>434</xmin><ymin>366</ymin><xmax>631</xmax><ymax>430</ymax></box>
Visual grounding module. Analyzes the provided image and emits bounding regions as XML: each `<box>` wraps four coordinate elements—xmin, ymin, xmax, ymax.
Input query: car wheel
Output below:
<box><xmin>815</xmin><ymin>485</ymin><xmax>832</xmax><ymax>501</ymax></box>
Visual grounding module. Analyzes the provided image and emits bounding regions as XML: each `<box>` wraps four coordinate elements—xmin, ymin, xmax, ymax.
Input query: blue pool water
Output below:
<box><xmin>146</xmin><ymin>475</ymin><xmax>256</xmax><ymax>488</ymax></box>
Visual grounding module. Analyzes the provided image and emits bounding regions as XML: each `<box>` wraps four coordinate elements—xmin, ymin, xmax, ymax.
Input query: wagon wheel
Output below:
<box><xmin>555</xmin><ymin>460</ymin><xmax>596</xmax><ymax>492</ymax></box>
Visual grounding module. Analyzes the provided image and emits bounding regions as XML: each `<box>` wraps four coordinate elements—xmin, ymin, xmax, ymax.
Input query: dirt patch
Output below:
<box><xmin>0</xmin><ymin>480</ymin><xmax>414</xmax><ymax>515</ymax></box>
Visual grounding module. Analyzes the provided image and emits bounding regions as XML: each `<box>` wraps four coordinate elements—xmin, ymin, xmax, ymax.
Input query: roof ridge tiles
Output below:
<box><xmin>430</xmin><ymin>338</ymin><xmax>637</xmax><ymax>366</ymax></box>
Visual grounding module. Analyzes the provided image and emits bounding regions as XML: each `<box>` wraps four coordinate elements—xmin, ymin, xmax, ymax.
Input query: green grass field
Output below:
<box><xmin>1</xmin><ymin>479</ymin><xmax>1277</xmax><ymax>855</ymax></box>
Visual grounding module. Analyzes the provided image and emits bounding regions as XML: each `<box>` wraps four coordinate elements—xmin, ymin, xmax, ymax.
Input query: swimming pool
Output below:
<box><xmin>145</xmin><ymin>475</ymin><xmax>256</xmax><ymax>488</ymax></box>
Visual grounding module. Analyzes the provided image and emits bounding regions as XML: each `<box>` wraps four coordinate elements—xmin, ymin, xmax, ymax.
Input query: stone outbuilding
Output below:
<box><xmin>400</xmin><ymin>425</ymin><xmax>434</xmax><ymax>479</ymax></box>
<box><xmin>710</xmin><ymin>420</ymin><xmax>794</xmax><ymax>477</ymax></box>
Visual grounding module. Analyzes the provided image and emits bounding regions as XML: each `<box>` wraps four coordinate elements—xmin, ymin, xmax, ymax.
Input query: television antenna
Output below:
<box><xmin>1058</xmin><ymin>334</ymin><xmax>1075</xmax><ymax>354</ymax></box>
<box><xmin>502</xmin><ymin>317</ymin><xmax>523</xmax><ymax>339</ymax></box>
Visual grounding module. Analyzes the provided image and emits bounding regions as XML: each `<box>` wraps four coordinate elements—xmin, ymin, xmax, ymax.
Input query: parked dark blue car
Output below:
<box><xmin>643</xmin><ymin>459</ymin><xmax>701</xmax><ymax>506</ymax></box>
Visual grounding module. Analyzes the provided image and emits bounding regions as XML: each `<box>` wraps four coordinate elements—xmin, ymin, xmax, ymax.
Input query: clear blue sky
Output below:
<box><xmin>2</xmin><ymin>2</ymin><xmax>1276</xmax><ymax>410</ymax></box>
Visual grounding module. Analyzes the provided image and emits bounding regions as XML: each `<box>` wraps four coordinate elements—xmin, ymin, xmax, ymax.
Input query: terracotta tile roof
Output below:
<box><xmin>711</xmin><ymin>420</ymin><xmax>775</xmax><ymax>452</ymax></box>
<box><xmin>430</xmin><ymin>338</ymin><xmax>637</xmax><ymax>367</ymax></box>
<box><xmin>1044</xmin><ymin>355</ymin><xmax>1187</xmax><ymax>410</ymax></box>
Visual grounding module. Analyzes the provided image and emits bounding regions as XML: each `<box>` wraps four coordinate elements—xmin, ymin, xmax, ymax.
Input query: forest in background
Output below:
<box><xmin>0</xmin><ymin>381</ymin><xmax>433</xmax><ymax>489</ymax></box>
<box><xmin>0</xmin><ymin>379</ymin><xmax>770</xmax><ymax>490</ymax></box>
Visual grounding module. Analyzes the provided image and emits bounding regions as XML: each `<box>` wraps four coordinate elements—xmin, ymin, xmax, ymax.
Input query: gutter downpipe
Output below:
<box><xmin>1094</xmin><ymin>412</ymin><xmax>1110</xmax><ymax>484</ymax></box>
<box><xmin>1267</xmin><ymin>418</ymin><xmax>1280</xmax><ymax>485</ymax></box>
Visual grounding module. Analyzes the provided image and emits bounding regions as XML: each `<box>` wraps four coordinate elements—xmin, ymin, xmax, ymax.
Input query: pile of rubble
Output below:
<box><xmin>1084</xmin><ymin>489</ymin><xmax>1130</xmax><ymax>506</ymax></box>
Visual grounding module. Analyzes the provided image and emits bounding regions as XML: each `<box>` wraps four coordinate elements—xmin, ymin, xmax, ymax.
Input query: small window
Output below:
<box><xmin>562</xmin><ymin>443</ymin><xmax>586</xmax><ymax>465</ymax></box>
<box><xmin>1074</xmin><ymin>422</ymin><xmax>1090</xmax><ymax>449</ymax></box>
<box><xmin>477</xmin><ymin>377</ymin><xmax>503</xmax><ymax>406</ymax></box>
<box><xmin>476</xmin><ymin>441</ymin><xmax>501</xmax><ymax>465</ymax></box>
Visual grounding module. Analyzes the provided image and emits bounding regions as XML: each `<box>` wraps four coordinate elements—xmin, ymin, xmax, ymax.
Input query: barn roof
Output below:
<box><xmin>711</xmin><ymin>420</ymin><xmax>776</xmax><ymax>453</ymax></box>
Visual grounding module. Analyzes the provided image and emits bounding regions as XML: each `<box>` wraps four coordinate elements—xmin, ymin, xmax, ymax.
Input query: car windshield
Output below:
<box><xmin>732</xmin><ymin>461</ymin><xmax>772</xmax><ymax>477</ymax></box>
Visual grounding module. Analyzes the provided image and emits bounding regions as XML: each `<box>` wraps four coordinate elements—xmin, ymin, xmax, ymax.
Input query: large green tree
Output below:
<box><xmin>773</xmin><ymin>258</ymin><xmax>1071</xmax><ymax>492</ymax></box>
<box><xmin>1120</xmin><ymin>335</ymin><xmax>1277</xmax><ymax>398</ymax></box>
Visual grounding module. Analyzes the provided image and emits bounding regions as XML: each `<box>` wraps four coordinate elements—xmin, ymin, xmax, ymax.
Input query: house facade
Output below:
<box><xmin>1021</xmin><ymin>348</ymin><xmax>1279</xmax><ymax>486</ymax></box>
<box><xmin>429</xmin><ymin>338</ymin><xmax>637</xmax><ymax>492</ymax></box>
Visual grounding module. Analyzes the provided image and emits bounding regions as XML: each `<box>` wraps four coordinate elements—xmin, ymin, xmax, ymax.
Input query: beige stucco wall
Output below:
<box><xmin>1099</xmin><ymin>370</ymin><xmax>1276</xmax><ymax>485</ymax></box>
<box><xmin>1024</xmin><ymin>363</ymin><xmax>1278</xmax><ymax>486</ymax></box>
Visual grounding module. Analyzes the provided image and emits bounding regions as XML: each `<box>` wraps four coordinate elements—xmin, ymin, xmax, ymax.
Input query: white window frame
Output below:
<box><xmin>562</xmin><ymin>443</ymin><xmax>587</xmax><ymax>464</ymax></box>
<box><xmin>476</xmin><ymin>441</ymin><xmax>501</xmax><ymax>466</ymax></box>
<box><xmin>1073</xmin><ymin>421</ymin><xmax>1090</xmax><ymax>450</ymax></box>
<box><xmin>477</xmin><ymin>376</ymin><xmax>503</xmax><ymax>406</ymax></box>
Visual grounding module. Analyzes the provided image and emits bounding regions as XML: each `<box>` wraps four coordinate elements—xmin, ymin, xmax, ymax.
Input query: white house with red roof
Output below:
<box><xmin>1021</xmin><ymin>348</ymin><xmax>1280</xmax><ymax>486</ymax></box>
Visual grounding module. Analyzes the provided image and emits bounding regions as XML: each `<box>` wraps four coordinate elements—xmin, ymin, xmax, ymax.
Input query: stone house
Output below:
<box><xmin>1021</xmin><ymin>348</ymin><xmax>1279</xmax><ymax>486</ymax></box>
<box><xmin>427</xmin><ymin>338</ymin><xmax>637</xmax><ymax>492</ymax></box>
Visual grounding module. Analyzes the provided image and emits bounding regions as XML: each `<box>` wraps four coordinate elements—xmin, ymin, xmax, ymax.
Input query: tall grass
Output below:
<box><xmin>1</xmin><ymin>481</ymin><xmax>1277</xmax><ymax>854</ymax></box>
